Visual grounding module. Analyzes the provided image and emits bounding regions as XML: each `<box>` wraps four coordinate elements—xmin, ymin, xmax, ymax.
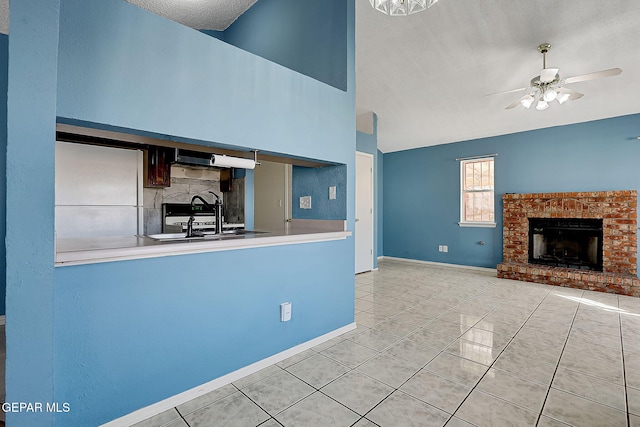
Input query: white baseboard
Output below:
<box><xmin>378</xmin><ymin>256</ymin><xmax>497</xmax><ymax>274</ymax></box>
<box><xmin>0</xmin><ymin>315</ymin><xmax>5</xmax><ymax>326</ymax></box>
<box><xmin>101</xmin><ymin>322</ymin><xmax>357</xmax><ymax>427</ymax></box>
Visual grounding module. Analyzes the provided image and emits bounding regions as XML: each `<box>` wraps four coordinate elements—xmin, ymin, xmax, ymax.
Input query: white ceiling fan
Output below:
<box><xmin>489</xmin><ymin>43</ymin><xmax>622</xmax><ymax>111</ymax></box>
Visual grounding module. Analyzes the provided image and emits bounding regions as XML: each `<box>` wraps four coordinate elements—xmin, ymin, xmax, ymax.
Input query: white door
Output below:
<box><xmin>355</xmin><ymin>152</ymin><xmax>374</xmax><ymax>273</ymax></box>
<box><xmin>254</xmin><ymin>160</ymin><xmax>292</xmax><ymax>230</ymax></box>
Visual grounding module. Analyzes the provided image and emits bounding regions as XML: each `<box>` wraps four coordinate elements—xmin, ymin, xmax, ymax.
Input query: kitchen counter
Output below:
<box><xmin>55</xmin><ymin>220</ymin><xmax>350</xmax><ymax>266</ymax></box>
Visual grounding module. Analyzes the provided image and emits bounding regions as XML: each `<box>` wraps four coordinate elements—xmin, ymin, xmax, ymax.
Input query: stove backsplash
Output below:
<box><xmin>143</xmin><ymin>165</ymin><xmax>224</xmax><ymax>235</ymax></box>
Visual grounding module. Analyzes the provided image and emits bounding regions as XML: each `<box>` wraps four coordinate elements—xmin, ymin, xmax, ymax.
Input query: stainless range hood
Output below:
<box><xmin>174</xmin><ymin>148</ymin><xmax>214</xmax><ymax>167</ymax></box>
<box><xmin>174</xmin><ymin>148</ymin><xmax>256</xmax><ymax>169</ymax></box>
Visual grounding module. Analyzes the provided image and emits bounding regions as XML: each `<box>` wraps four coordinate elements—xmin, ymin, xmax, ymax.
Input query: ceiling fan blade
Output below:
<box><xmin>485</xmin><ymin>87</ymin><xmax>528</xmax><ymax>97</ymax></box>
<box><xmin>570</xmin><ymin>92</ymin><xmax>584</xmax><ymax>100</ymax></box>
<box><xmin>540</xmin><ymin>68</ymin><xmax>559</xmax><ymax>83</ymax></box>
<box><xmin>563</xmin><ymin>68</ymin><xmax>622</xmax><ymax>84</ymax></box>
<box><xmin>505</xmin><ymin>99</ymin><xmax>522</xmax><ymax>109</ymax></box>
<box><xmin>565</xmin><ymin>89</ymin><xmax>584</xmax><ymax>101</ymax></box>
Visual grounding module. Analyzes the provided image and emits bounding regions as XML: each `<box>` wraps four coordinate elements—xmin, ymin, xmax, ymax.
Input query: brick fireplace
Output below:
<box><xmin>497</xmin><ymin>190</ymin><xmax>640</xmax><ymax>297</ymax></box>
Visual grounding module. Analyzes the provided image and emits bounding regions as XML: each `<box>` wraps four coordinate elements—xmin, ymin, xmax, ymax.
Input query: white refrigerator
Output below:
<box><xmin>55</xmin><ymin>141</ymin><xmax>143</xmax><ymax>238</ymax></box>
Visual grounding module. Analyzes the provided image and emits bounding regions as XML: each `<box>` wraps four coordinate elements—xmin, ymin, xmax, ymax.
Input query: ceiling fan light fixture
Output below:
<box><xmin>536</xmin><ymin>99</ymin><xmax>549</xmax><ymax>111</ymax></box>
<box><xmin>557</xmin><ymin>92</ymin><xmax>570</xmax><ymax>104</ymax></box>
<box><xmin>543</xmin><ymin>89</ymin><xmax>558</xmax><ymax>102</ymax></box>
<box><xmin>494</xmin><ymin>43</ymin><xmax>621</xmax><ymax>112</ymax></box>
<box><xmin>520</xmin><ymin>94</ymin><xmax>535</xmax><ymax>109</ymax></box>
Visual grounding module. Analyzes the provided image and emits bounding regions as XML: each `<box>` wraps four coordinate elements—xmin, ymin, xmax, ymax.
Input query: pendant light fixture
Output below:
<box><xmin>369</xmin><ymin>0</ymin><xmax>440</xmax><ymax>16</ymax></box>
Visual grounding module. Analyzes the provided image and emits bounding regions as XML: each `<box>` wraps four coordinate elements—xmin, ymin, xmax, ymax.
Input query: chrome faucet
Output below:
<box><xmin>208</xmin><ymin>191</ymin><xmax>223</xmax><ymax>235</ymax></box>
<box><xmin>186</xmin><ymin>194</ymin><xmax>216</xmax><ymax>238</ymax></box>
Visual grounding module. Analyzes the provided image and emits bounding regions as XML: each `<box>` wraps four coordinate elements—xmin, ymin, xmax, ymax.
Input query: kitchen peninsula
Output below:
<box><xmin>55</xmin><ymin>220</ymin><xmax>350</xmax><ymax>266</ymax></box>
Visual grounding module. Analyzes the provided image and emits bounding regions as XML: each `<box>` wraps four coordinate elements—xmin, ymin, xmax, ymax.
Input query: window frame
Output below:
<box><xmin>458</xmin><ymin>156</ymin><xmax>496</xmax><ymax>228</ymax></box>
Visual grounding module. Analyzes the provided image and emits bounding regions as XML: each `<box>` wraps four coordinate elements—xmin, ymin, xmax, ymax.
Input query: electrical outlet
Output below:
<box><xmin>438</xmin><ymin>245</ymin><xmax>443</xmax><ymax>252</ymax></box>
<box><xmin>443</xmin><ymin>245</ymin><xmax>448</xmax><ymax>253</ymax></box>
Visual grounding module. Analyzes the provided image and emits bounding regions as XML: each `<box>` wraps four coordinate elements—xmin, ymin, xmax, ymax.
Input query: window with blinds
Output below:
<box><xmin>459</xmin><ymin>157</ymin><xmax>496</xmax><ymax>227</ymax></box>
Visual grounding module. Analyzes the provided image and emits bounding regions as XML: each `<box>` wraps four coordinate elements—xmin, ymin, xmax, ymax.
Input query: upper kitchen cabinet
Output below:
<box><xmin>144</xmin><ymin>146</ymin><xmax>173</xmax><ymax>188</ymax></box>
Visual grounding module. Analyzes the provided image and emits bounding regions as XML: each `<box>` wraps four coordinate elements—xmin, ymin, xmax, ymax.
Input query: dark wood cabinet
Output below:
<box><xmin>220</xmin><ymin>168</ymin><xmax>233</xmax><ymax>192</ymax></box>
<box><xmin>144</xmin><ymin>146</ymin><xmax>173</xmax><ymax>188</ymax></box>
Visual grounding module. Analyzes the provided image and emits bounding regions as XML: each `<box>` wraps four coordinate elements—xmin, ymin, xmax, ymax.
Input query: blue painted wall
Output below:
<box><xmin>5</xmin><ymin>1</ymin><xmax>60</xmax><ymax>426</ymax></box>
<box><xmin>199</xmin><ymin>29</ymin><xmax>226</xmax><ymax>42</ymax></box>
<box><xmin>0</xmin><ymin>33</ymin><xmax>7</xmax><ymax>316</ymax></box>
<box><xmin>292</xmin><ymin>165</ymin><xmax>347</xmax><ymax>220</ymax></box>
<box><xmin>217</xmin><ymin>0</ymin><xmax>347</xmax><ymax>91</ymax></box>
<box><xmin>3</xmin><ymin>0</ymin><xmax>355</xmax><ymax>425</ymax></box>
<box><xmin>54</xmin><ymin>241</ymin><xmax>351</xmax><ymax>424</ymax></box>
<box><xmin>57</xmin><ymin>1</ymin><xmax>352</xmax><ymax>163</ymax></box>
<box><xmin>356</xmin><ymin>114</ymin><xmax>381</xmax><ymax>268</ymax></box>
<box><xmin>383</xmin><ymin>114</ymin><xmax>640</xmax><ymax>275</ymax></box>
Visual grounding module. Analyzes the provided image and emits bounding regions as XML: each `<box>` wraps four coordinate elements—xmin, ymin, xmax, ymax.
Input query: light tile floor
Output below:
<box><xmin>134</xmin><ymin>260</ymin><xmax>640</xmax><ymax>426</ymax></box>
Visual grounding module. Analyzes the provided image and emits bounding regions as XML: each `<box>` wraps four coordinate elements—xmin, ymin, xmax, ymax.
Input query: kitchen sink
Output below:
<box><xmin>145</xmin><ymin>229</ymin><xmax>268</xmax><ymax>242</ymax></box>
<box><xmin>146</xmin><ymin>233</ymin><xmax>191</xmax><ymax>241</ymax></box>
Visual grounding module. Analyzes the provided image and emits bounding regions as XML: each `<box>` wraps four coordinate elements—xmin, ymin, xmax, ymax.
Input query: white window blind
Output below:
<box><xmin>459</xmin><ymin>157</ymin><xmax>496</xmax><ymax>227</ymax></box>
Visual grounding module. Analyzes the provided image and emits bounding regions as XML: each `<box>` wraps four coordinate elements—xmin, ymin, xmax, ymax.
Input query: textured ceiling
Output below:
<box><xmin>0</xmin><ymin>0</ymin><xmax>257</xmax><ymax>35</ymax></box>
<box><xmin>126</xmin><ymin>0</ymin><xmax>258</xmax><ymax>30</ymax></box>
<box><xmin>356</xmin><ymin>0</ymin><xmax>640</xmax><ymax>152</ymax></box>
<box><xmin>0</xmin><ymin>0</ymin><xmax>7</xmax><ymax>34</ymax></box>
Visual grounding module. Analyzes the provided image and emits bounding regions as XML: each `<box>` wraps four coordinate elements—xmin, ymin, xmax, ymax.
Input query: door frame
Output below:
<box><xmin>355</xmin><ymin>151</ymin><xmax>375</xmax><ymax>273</ymax></box>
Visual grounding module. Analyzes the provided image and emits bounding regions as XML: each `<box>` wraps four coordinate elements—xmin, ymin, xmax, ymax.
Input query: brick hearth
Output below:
<box><xmin>497</xmin><ymin>190</ymin><xmax>640</xmax><ymax>297</ymax></box>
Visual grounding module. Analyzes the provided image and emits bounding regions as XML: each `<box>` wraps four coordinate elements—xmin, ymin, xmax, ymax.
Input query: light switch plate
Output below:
<box><xmin>329</xmin><ymin>186</ymin><xmax>337</xmax><ymax>200</ymax></box>
<box><xmin>299</xmin><ymin>196</ymin><xmax>312</xmax><ymax>209</ymax></box>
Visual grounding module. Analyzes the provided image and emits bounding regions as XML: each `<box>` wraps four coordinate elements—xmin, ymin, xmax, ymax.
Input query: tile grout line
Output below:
<box><xmin>619</xmin><ymin>303</ymin><xmax>630</xmax><ymax>427</ymax></box>
<box><xmin>275</xmin><ymin>349</ymin><xmax>382</xmax><ymax>426</ymax></box>
<box><xmin>532</xmin><ymin>294</ymin><xmax>581</xmax><ymax>427</ymax></box>
<box><xmin>441</xmin><ymin>287</ymin><xmax>555</xmax><ymax>426</ymax></box>
<box><xmin>172</xmin><ymin>383</ymin><xmax>245</xmax><ymax>427</ymax></box>
<box><xmin>351</xmin><ymin>280</ymin><xmax>538</xmax><ymax>426</ymax></box>
<box><xmin>542</xmin><ymin>304</ymin><xmax>630</xmax><ymax>413</ymax></box>
<box><xmin>173</xmin><ymin>406</ymin><xmax>190</xmax><ymax>427</ymax></box>
<box><xmin>355</xmin><ymin>270</ymin><xmax>635</xmax><ymax>426</ymax></box>
<box><xmin>234</xmin><ymin>384</ymin><xmax>282</xmax><ymax>427</ymax></box>
<box><xmin>324</xmin><ymin>277</ymin><xmax>487</xmax><ymax>426</ymax></box>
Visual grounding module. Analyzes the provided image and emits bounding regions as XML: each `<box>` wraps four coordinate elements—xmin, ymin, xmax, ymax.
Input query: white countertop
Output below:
<box><xmin>55</xmin><ymin>221</ymin><xmax>351</xmax><ymax>266</ymax></box>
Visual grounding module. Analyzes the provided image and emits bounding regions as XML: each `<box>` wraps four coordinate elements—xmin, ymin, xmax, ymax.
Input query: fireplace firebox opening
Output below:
<box><xmin>528</xmin><ymin>218</ymin><xmax>603</xmax><ymax>271</ymax></box>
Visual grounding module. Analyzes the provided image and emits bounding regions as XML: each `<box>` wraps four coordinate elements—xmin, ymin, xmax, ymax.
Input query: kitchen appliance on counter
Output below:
<box><xmin>162</xmin><ymin>203</ymin><xmax>243</xmax><ymax>234</ymax></box>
